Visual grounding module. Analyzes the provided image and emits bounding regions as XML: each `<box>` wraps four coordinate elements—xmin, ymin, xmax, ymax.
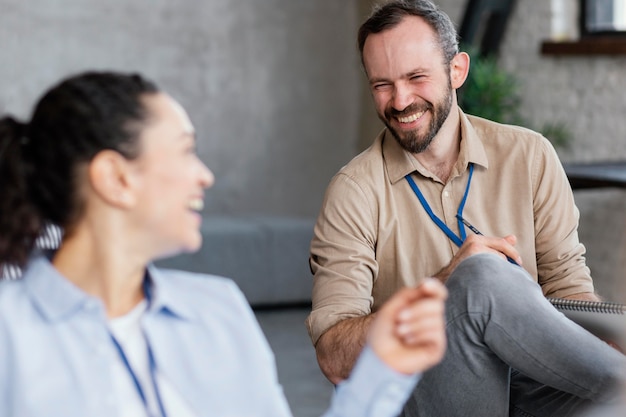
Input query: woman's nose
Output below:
<box><xmin>199</xmin><ymin>161</ymin><xmax>215</xmax><ymax>189</ymax></box>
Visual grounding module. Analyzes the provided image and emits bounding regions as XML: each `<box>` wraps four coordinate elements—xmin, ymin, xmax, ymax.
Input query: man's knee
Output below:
<box><xmin>446</xmin><ymin>253</ymin><xmax>535</xmax><ymax>306</ymax></box>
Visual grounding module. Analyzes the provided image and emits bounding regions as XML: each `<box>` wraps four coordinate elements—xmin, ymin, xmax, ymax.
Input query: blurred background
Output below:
<box><xmin>2</xmin><ymin>1</ymin><xmax>625</xmax><ymax>415</ymax></box>
<box><xmin>3</xmin><ymin>0</ymin><xmax>623</xmax><ymax>296</ymax></box>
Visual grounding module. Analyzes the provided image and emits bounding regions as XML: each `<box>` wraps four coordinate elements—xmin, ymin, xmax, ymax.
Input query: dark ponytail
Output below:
<box><xmin>0</xmin><ymin>116</ymin><xmax>42</xmax><ymax>268</ymax></box>
<box><xmin>0</xmin><ymin>71</ymin><xmax>159</xmax><ymax>270</ymax></box>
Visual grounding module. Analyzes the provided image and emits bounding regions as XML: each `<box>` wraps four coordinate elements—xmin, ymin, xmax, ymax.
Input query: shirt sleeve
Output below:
<box><xmin>0</xmin><ymin>311</ymin><xmax>10</xmax><ymax>415</ymax></box>
<box><xmin>224</xmin><ymin>281</ymin><xmax>294</xmax><ymax>417</ymax></box>
<box><xmin>321</xmin><ymin>345</ymin><xmax>420</xmax><ymax>417</ymax></box>
<box><xmin>532</xmin><ymin>136</ymin><xmax>595</xmax><ymax>298</ymax></box>
<box><xmin>306</xmin><ymin>172</ymin><xmax>378</xmax><ymax>345</ymax></box>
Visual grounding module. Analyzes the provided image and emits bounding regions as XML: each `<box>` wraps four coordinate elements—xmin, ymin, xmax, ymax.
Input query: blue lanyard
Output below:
<box><xmin>405</xmin><ymin>163</ymin><xmax>475</xmax><ymax>248</ymax></box>
<box><xmin>109</xmin><ymin>333</ymin><xmax>168</xmax><ymax>417</ymax></box>
<box><xmin>109</xmin><ymin>279</ymin><xmax>168</xmax><ymax>417</ymax></box>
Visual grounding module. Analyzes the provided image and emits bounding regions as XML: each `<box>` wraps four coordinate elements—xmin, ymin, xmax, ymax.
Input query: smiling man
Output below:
<box><xmin>306</xmin><ymin>1</ymin><xmax>625</xmax><ymax>416</ymax></box>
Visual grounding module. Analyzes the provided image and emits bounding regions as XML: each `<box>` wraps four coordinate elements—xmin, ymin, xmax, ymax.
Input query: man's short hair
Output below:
<box><xmin>358</xmin><ymin>0</ymin><xmax>459</xmax><ymax>66</ymax></box>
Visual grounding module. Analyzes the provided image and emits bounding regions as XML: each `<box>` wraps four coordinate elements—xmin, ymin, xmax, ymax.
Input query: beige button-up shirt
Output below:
<box><xmin>306</xmin><ymin>110</ymin><xmax>593</xmax><ymax>345</ymax></box>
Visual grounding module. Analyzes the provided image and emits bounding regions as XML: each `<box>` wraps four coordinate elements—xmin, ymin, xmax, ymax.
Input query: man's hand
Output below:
<box><xmin>435</xmin><ymin>234</ymin><xmax>522</xmax><ymax>282</ymax></box>
<box><xmin>367</xmin><ymin>278</ymin><xmax>448</xmax><ymax>375</ymax></box>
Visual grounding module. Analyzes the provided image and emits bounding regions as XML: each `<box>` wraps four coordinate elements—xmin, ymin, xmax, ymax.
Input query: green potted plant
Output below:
<box><xmin>458</xmin><ymin>49</ymin><xmax>571</xmax><ymax>149</ymax></box>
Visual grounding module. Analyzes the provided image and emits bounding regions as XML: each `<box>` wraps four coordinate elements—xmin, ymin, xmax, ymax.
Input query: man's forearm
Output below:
<box><xmin>564</xmin><ymin>292</ymin><xmax>601</xmax><ymax>302</ymax></box>
<box><xmin>315</xmin><ymin>314</ymin><xmax>377</xmax><ymax>385</ymax></box>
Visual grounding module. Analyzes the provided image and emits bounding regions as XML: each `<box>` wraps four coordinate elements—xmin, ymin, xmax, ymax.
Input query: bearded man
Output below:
<box><xmin>306</xmin><ymin>1</ymin><xmax>625</xmax><ymax>416</ymax></box>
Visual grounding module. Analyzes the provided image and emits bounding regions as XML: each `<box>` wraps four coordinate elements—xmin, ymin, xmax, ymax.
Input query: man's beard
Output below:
<box><xmin>382</xmin><ymin>83</ymin><xmax>453</xmax><ymax>154</ymax></box>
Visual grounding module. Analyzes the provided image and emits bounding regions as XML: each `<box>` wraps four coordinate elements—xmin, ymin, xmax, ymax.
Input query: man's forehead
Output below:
<box><xmin>363</xmin><ymin>16</ymin><xmax>439</xmax><ymax>54</ymax></box>
<box><xmin>362</xmin><ymin>17</ymin><xmax>442</xmax><ymax>74</ymax></box>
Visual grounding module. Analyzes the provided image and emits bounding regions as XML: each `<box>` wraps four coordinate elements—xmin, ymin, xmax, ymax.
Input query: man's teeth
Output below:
<box><xmin>189</xmin><ymin>199</ymin><xmax>204</xmax><ymax>212</ymax></box>
<box><xmin>398</xmin><ymin>111</ymin><xmax>424</xmax><ymax>123</ymax></box>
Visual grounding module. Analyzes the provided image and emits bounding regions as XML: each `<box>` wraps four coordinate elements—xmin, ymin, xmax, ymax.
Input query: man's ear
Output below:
<box><xmin>88</xmin><ymin>150</ymin><xmax>137</xmax><ymax>208</ymax></box>
<box><xmin>450</xmin><ymin>51</ymin><xmax>470</xmax><ymax>90</ymax></box>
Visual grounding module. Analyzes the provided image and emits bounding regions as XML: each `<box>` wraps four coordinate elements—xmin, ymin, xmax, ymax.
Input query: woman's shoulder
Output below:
<box><xmin>0</xmin><ymin>279</ymin><xmax>31</xmax><ymax>335</ymax></box>
<box><xmin>150</xmin><ymin>267</ymin><xmax>251</xmax><ymax>313</ymax></box>
<box><xmin>153</xmin><ymin>267</ymin><xmax>239</xmax><ymax>292</ymax></box>
<box><xmin>0</xmin><ymin>278</ymin><xmax>28</xmax><ymax>307</ymax></box>
<box><xmin>155</xmin><ymin>267</ymin><xmax>234</xmax><ymax>284</ymax></box>
<box><xmin>149</xmin><ymin>267</ymin><xmax>265</xmax><ymax>340</ymax></box>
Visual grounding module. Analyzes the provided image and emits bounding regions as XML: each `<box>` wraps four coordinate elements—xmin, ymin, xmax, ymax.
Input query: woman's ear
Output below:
<box><xmin>450</xmin><ymin>51</ymin><xmax>470</xmax><ymax>90</ymax></box>
<box><xmin>88</xmin><ymin>150</ymin><xmax>137</xmax><ymax>208</ymax></box>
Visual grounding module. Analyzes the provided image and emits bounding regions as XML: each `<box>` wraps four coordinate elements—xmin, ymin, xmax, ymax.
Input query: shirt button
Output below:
<box><xmin>443</xmin><ymin>191</ymin><xmax>450</xmax><ymax>197</ymax></box>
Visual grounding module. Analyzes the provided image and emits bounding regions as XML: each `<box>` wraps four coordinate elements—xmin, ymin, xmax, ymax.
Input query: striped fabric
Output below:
<box><xmin>0</xmin><ymin>225</ymin><xmax>62</xmax><ymax>280</ymax></box>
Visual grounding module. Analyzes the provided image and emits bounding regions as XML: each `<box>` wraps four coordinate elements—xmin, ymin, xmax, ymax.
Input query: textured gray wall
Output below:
<box><xmin>1</xmin><ymin>0</ymin><xmax>362</xmax><ymax>218</ymax></box>
<box><xmin>498</xmin><ymin>1</ymin><xmax>626</xmax><ymax>163</ymax></box>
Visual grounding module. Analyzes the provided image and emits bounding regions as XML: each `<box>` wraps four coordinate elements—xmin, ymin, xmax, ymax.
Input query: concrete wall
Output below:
<box><xmin>0</xmin><ymin>0</ymin><xmax>362</xmax><ymax>218</ymax></box>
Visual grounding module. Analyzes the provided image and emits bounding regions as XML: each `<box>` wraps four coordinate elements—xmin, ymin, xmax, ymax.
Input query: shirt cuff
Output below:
<box><xmin>325</xmin><ymin>345</ymin><xmax>421</xmax><ymax>417</ymax></box>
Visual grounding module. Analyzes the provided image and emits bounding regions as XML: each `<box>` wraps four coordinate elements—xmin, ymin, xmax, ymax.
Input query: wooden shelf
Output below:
<box><xmin>541</xmin><ymin>37</ymin><xmax>626</xmax><ymax>56</ymax></box>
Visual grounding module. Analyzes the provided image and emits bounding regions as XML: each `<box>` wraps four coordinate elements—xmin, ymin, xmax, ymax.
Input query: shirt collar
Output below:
<box><xmin>24</xmin><ymin>253</ymin><xmax>99</xmax><ymax>322</ymax></box>
<box><xmin>144</xmin><ymin>264</ymin><xmax>198</xmax><ymax>321</ymax></box>
<box><xmin>383</xmin><ymin>108</ymin><xmax>489</xmax><ymax>184</ymax></box>
<box><xmin>23</xmin><ymin>253</ymin><xmax>197</xmax><ymax>323</ymax></box>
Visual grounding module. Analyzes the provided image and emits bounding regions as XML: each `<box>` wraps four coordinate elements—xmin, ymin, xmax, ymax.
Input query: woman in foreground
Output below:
<box><xmin>0</xmin><ymin>71</ymin><xmax>447</xmax><ymax>417</ymax></box>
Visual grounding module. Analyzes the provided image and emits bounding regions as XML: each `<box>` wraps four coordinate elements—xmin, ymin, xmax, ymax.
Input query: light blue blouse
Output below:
<box><xmin>0</xmin><ymin>255</ymin><xmax>419</xmax><ymax>417</ymax></box>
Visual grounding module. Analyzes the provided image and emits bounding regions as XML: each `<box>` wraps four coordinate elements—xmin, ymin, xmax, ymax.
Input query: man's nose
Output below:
<box><xmin>391</xmin><ymin>85</ymin><xmax>413</xmax><ymax>111</ymax></box>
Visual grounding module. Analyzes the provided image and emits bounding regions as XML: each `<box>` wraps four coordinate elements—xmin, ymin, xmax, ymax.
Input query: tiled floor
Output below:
<box><xmin>255</xmin><ymin>307</ymin><xmax>334</xmax><ymax>417</ymax></box>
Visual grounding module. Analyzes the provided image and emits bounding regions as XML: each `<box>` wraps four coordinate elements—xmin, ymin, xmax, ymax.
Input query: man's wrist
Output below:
<box><xmin>433</xmin><ymin>265</ymin><xmax>452</xmax><ymax>283</ymax></box>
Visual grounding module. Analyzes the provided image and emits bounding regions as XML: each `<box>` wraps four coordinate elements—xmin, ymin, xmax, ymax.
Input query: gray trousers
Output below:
<box><xmin>401</xmin><ymin>254</ymin><xmax>625</xmax><ymax>417</ymax></box>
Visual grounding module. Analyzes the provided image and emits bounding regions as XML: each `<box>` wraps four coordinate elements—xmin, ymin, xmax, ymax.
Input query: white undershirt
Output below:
<box><xmin>108</xmin><ymin>300</ymin><xmax>197</xmax><ymax>417</ymax></box>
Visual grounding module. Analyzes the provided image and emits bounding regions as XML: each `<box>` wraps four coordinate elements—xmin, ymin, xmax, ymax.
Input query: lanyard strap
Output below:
<box><xmin>109</xmin><ymin>279</ymin><xmax>167</xmax><ymax>417</ymax></box>
<box><xmin>405</xmin><ymin>163</ymin><xmax>475</xmax><ymax>248</ymax></box>
<box><xmin>109</xmin><ymin>332</ymin><xmax>168</xmax><ymax>417</ymax></box>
